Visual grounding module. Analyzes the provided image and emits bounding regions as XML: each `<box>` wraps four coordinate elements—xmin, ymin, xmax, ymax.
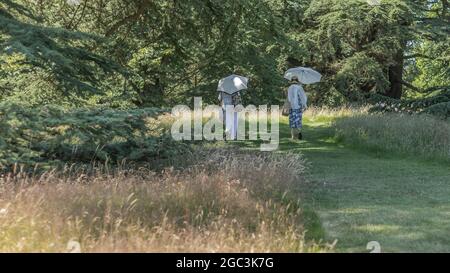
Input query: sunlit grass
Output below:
<box><xmin>0</xmin><ymin>149</ymin><xmax>332</xmax><ymax>253</ymax></box>
<box><xmin>303</xmin><ymin>106</ymin><xmax>369</xmax><ymax>124</ymax></box>
<box><xmin>287</xmin><ymin>106</ymin><xmax>450</xmax><ymax>252</ymax></box>
<box><xmin>3</xmin><ymin>105</ymin><xmax>449</xmax><ymax>253</ymax></box>
<box><xmin>334</xmin><ymin>112</ymin><xmax>450</xmax><ymax>161</ymax></box>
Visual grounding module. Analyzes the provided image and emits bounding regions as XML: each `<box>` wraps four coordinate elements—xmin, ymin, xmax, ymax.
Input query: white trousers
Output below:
<box><xmin>224</xmin><ymin>108</ymin><xmax>238</xmax><ymax>140</ymax></box>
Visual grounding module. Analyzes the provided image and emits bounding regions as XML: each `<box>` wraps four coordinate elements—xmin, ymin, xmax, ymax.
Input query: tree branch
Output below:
<box><xmin>402</xmin><ymin>80</ymin><xmax>421</xmax><ymax>92</ymax></box>
<box><xmin>403</xmin><ymin>53</ymin><xmax>433</xmax><ymax>60</ymax></box>
<box><xmin>104</xmin><ymin>0</ymin><xmax>152</xmax><ymax>37</ymax></box>
<box><xmin>402</xmin><ymin>81</ymin><xmax>449</xmax><ymax>93</ymax></box>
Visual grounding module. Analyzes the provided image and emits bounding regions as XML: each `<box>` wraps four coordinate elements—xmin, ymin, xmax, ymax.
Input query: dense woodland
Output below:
<box><xmin>0</xmin><ymin>0</ymin><xmax>449</xmax><ymax>169</ymax></box>
<box><xmin>0</xmin><ymin>0</ymin><xmax>449</xmax><ymax>253</ymax></box>
<box><xmin>1</xmin><ymin>0</ymin><xmax>448</xmax><ymax>108</ymax></box>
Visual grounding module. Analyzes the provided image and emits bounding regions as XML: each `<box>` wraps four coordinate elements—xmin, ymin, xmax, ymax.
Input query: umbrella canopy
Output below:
<box><xmin>217</xmin><ymin>74</ymin><xmax>249</xmax><ymax>94</ymax></box>
<box><xmin>284</xmin><ymin>67</ymin><xmax>322</xmax><ymax>84</ymax></box>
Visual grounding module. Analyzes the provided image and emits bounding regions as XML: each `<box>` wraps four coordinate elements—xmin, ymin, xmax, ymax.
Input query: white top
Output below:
<box><xmin>288</xmin><ymin>84</ymin><xmax>307</xmax><ymax>110</ymax></box>
<box><xmin>218</xmin><ymin>92</ymin><xmax>233</xmax><ymax>107</ymax></box>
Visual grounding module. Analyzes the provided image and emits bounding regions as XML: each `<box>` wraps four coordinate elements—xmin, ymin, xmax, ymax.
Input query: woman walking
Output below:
<box><xmin>287</xmin><ymin>76</ymin><xmax>307</xmax><ymax>140</ymax></box>
<box><xmin>218</xmin><ymin>91</ymin><xmax>242</xmax><ymax>140</ymax></box>
<box><xmin>217</xmin><ymin>75</ymin><xmax>247</xmax><ymax>141</ymax></box>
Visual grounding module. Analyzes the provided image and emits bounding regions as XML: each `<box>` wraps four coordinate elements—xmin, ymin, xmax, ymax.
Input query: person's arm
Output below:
<box><xmin>304</xmin><ymin>92</ymin><xmax>308</xmax><ymax>109</ymax></box>
<box><xmin>299</xmin><ymin>86</ymin><xmax>307</xmax><ymax>110</ymax></box>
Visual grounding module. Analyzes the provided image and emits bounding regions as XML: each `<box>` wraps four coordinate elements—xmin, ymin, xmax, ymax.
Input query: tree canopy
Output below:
<box><xmin>1</xmin><ymin>0</ymin><xmax>448</xmax><ymax>107</ymax></box>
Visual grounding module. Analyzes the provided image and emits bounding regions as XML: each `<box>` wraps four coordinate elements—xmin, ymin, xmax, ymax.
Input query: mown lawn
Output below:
<box><xmin>281</xmin><ymin>116</ymin><xmax>450</xmax><ymax>253</ymax></box>
<box><xmin>233</xmin><ymin>113</ymin><xmax>450</xmax><ymax>252</ymax></box>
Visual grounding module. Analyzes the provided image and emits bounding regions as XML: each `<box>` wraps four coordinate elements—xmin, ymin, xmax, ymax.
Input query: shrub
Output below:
<box><xmin>0</xmin><ymin>103</ymin><xmax>189</xmax><ymax>172</ymax></box>
<box><xmin>369</xmin><ymin>92</ymin><xmax>450</xmax><ymax>118</ymax></box>
<box><xmin>422</xmin><ymin>101</ymin><xmax>450</xmax><ymax>118</ymax></box>
<box><xmin>334</xmin><ymin>113</ymin><xmax>450</xmax><ymax>161</ymax></box>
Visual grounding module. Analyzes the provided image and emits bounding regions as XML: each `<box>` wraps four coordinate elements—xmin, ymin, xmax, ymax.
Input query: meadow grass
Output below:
<box><xmin>2</xmin><ymin>106</ymin><xmax>449</xmax><ymax>253</ymax></box>
<box><xmin>0</xmin><ymin>149</ymin><xmax>331</xmax><ymax>253</ymax></box>
<box><xmin>334</xmin><ymin>113</ymin><xmax>450</xmax><ymax>162</ymax></box>
<box><xmin>303</xmin><ymin>106</ymin><xmax>368</xmax><ymax>124</ymax></box>
<box><xmin>275</xmin><ymin>107</ymin><xmax>450</xmax><ymax>252</ymax></box>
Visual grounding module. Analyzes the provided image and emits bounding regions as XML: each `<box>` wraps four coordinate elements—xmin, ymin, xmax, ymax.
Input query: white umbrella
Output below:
<box><xmin>217</xmin><ymin>74</ymin><xmax>249</xmax><ymax>94</ymax></box>
<box><xmin>284</xmin><ymin>67</ymin><xmax>322</xmax><ymax>84</ymax></box>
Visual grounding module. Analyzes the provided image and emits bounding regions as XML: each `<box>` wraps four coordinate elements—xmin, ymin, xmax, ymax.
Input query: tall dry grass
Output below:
<box><xmin>303</xmin><ymin>106</ymin><xmax>369</xmax><ymax>123</ymax></box>
<box><xmin>0</xmin><ymin>149</ymin><xmax>329</xmax><ymax>253</ymax></box>
<box><xmin>334</xmin><ymin>113</ymin><xmax>450</xmax><ymax>161</ymax></box>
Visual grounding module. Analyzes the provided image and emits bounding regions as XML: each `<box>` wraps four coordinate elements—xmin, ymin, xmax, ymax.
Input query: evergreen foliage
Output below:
<box><xmin>292</xmin><ymin>0</ymin><xmax>449</xmax><ymax>102</ymax></box>
<box><xmin>0</xmin><ymin>103</ymin><xmax>188</xmax><ymax>172</ymax></box>
<box><xmin>0</xmin><ymin>0</ymin><xmax>122</xmax><ymax>98</ymax></box>
<box><xmin>1</xmin><ymin>0</ymin><xmax>448</xmax><ymax>106</ymax></box>
<box><xmin>0</xmin><ymin>1</ymin><xmax>449</xmax><ymax>170</ymax></box>
<box><xmin>370</xmin><ymin>89</ymin><xmax>450</xmax><ymax>118</ymax></box>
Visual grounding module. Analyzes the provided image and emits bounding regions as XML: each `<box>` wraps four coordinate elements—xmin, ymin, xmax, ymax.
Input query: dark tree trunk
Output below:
<box><xmin>385</xmin><ymin>49</ymin><xmax>405</xmax><ymax>99</ymax></box>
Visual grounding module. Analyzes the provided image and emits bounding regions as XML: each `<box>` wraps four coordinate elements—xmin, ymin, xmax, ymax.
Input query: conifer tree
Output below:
<box><xmin>287</xmin><ymin>0</ymin><xmax>449</xmax><ymax>101</ymax></box>
<box><xmin>0</xmin><ymin>0</ymin><xmax>120</xmax><ymax>97</ymax></box>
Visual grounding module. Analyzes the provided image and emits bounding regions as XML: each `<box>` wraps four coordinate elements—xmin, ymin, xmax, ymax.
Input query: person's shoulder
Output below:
<box><xmin>291</xmin><ymin>84</ymin><xmax>301</xmax><ymax>91</ymax></box>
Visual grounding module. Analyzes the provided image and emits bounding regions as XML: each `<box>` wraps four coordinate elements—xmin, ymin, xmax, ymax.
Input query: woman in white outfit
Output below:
<box><xmin>218</xmin><ymin>91</ymin><xmax>242</xmax><ymax>140</ymax></box>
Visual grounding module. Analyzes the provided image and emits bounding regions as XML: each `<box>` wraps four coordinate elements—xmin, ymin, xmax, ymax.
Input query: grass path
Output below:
<box><xmin>277</xmin><ymin>118</ymin><xmax>450</xmax><ymax>253</ymax></box>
